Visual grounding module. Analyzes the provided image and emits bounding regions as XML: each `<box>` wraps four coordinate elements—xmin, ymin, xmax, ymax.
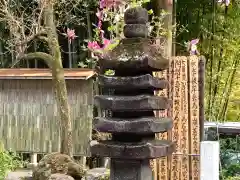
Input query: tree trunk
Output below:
<box><xmin>151</xmin><ymin>0</ymin><xmax>173</xmax><ymax>58</ymax></box>
<box><xmin>43</xmin><ymin>0</ymin><xmax>73</xmax><ymax>156</ymax></box>
<box><xmin>218</xmin><ymin>58</ymin><xmax>239</xmax><ymax>121</ymax></box>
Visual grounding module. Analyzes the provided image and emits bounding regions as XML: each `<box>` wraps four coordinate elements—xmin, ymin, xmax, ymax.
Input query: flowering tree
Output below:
<box><xmin>87</xmin><ymin>0</ymin><xmax>125</xmax><ymax>58</ymax></box>
<box><xmin>87</xmin><ymin>0</ymin><xmax>160</xmax><ymax>58</ymax></box>
<box><xmin>0</xmin><ymin>0</ymin><xmax>79</xmax><ymax>156</ymax></box>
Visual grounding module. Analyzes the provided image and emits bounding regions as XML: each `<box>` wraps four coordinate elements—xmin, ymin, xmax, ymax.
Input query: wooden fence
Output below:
<box><xmin>0</xmin><ymin>69</ymin><xmax>94</xmax><ymax>156</ymax></box>
<box><xmin>153</xmin><ymin>55</ymin><xmax>205</xmax><ymax>180</ymax></box>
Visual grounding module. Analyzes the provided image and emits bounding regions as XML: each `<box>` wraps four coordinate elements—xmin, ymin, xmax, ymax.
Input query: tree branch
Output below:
<box><xmin>16</xmin><ymin>31</ymin><xmax>47</xmax><ymax>46</ymax></box>
<box><xmin>13</xmin><ymin>52</ymin><xmax>53</xmax><ymax>68</ymax></box>
<box><xmin>37</xmin><ymin>35</ymin><xmax>49</xmax><ymax>43</ymax></box>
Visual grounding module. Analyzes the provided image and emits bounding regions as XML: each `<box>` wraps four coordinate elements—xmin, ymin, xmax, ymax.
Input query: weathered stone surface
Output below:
<box><xmin>32</xmin><ymin>152</ymin><xmax>86</xmax><ymax>180</ymax></box>
<box><xmin>100</xmin><ymin>39</ymin><xmax>169</xmax><ymax>72</ymax></box>
<box><xmin>124</xmin><ymin>7</ymin><xmax>148</xmax><ymax>24</ymax></box>
<box><xmin>91</xmin><ymin>140</ymin><xmax>175</xmax><ymax>159</ymax></box>
<box><xmin>123</xmin><ymin>24</ymin><xmax>148</xmax><ymax>38</ymax></box>
<box><xmin>27</xmin><ymin>163</ymin><xmax>38</xmax><ymax>169</ymax></box>
<box><xmin>98</xmin><ymin>74</ymin><xmax>168</xmax><ymax>91</ymax></box>
<box><xmin>93</xmin><ymin>5</ymin><xmax>174</xmax><ymax>180</ymax></box>
<box><xmin>95</xmin><ymin>95</ymin><xmax>171</xmax><ymax>111</ymax></box>
<box><xmin>82</xmin><ymin>168</ymin><xmax>110</xmax><ymax>180</ymax></box>
<box><xmin>99</xmin><ymin>56</ymin><xmax>169</xmax><ymax>73</ymax></box>
<box><xmin>5</xmin><ymin>170</ymin><xmax>32</xmax><ymax>180</ymax></box>
<box><xmin>110</xmin><ymin>159</ymin><xmax>152</xmax><ymax>180</ymax></box>
<box><xmin>49</xmin><ymin>174</ymin><xmax>74</xmax><ymax>180</ymax></box>
<box><xmin>93</xmin><ymin>117</ymin><xmax>172</xmax><ymax>134</ymax></box>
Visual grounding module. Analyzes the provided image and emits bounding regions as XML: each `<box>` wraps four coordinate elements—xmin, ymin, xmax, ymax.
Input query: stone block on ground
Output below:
<box><xmin>49</xmin><ymin>173</ymin><xmax>74</xmax><ymax>180</ymax></box>
<box><xmin>82</xmin><ymin>168</ymin><xmax>109</xmax><ymax>180</ymax></box>
<box><xmin>5</xmin><ymin>170</ymin><xmax>32</xmax><ymax>180</ymax></box>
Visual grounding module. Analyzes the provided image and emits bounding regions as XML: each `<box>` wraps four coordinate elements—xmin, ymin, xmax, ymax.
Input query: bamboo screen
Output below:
<box><xmin>153</xmin><ymin>56</ymin><xmax>202</xmax><ymax>180</ymax></box>
<box><xmin>0</xmin><ymin>79</ymin><xmax>93</xmax><ymax>156</ymax></box>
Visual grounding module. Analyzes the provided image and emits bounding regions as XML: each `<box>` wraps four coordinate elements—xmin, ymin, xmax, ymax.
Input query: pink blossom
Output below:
<box><xmin>226</xmin><ymin>0</ymin><xmax>230</xmax><ymax>6</ymax></box>
<box><xmin>218</xmin><ymin>0</ymin><xmax>230</xmax><ymax>6</ymax></box>
<box><xmin>100</xmin><ymin>0</ymin><xmax>124</xmax><ymax>9</ymax></box>
<box><xmin>167</xmin><ymin>0</ymin><xmax>173</xmax><ymax>5</ymax></box>
<box><xmin>96</xmin><ymin>9</ymin><xmax>102</xmax><ymax>19</ymax></box>
<box><xmin>88</xmin><ymin>38</ymin><xmax>111</xmax><ymax>53</ymax></box>
<box><xmin>103</xmin><ymin>39</ymin><xmax>111</xmax><ymax>47</ymax></box>
<box><xmin>190</xmin><ymin>39</ymin><xmax>199</xmax><ymax>45</ymax></box>
<box><xmin>98</xmin><ymin>20</ymin><xmax>102</xmax><ymax>29</ymax></box>
<box><xmin>67</xmin><ymin>28</ymin><xmax>77</xmax><ymax>44</ymax></box>
<box><xmin>95</xmin><ymin>8</ymin><xmax>104</xmax><ymax>38</ymax></box>
<box><xmin>88</xmin><ymin>41</ymin><xmax>101</xmax><ymax>51</ymax></box>
<box><xmin>189</xmin><ymin>39</ymin><xmax>200</xmax><ymax>55</ymax></box>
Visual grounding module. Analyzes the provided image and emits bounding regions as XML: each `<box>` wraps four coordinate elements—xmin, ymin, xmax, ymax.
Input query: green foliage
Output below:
<box><xmin>203</xmin><ymin>2</ymin><xmax>240</xmax><ymax>122</ymax></box>
<box><xmin>104</xmin><ymin>70</ymin><xmax>115</xmax><ymax>76</ymax></box>
<box><xmin>220</xmin><ymin>137</ymin><xmax>240</xmax><ymax>179</ymax></box>
<box><xmin>220</xmin><ymin>136</ymin><xmax>240</xmax><ymax>152</ymax></box>
<box><xmin>222</xmin><ymin>164</ymin><xmax>240</xmax><ymax>178</ymax></box>
<box><xmin>226</xmin><ymin>177</ymin><xmax>240</xmax><ymax>180</ymax></box>
<box><xmin>0</xmin><ymin>142</ymin><xmax>24</xmax><ymax>179</ymax></box>
<box><xmin>177</xmin><ymin>0</ymin><xmax>240</xmax><ymax>122</ymax></box>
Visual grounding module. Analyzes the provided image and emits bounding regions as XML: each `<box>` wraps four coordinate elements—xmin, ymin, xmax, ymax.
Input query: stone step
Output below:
<box><xmin>91</xmin><ymin>140</ymin><xmax>175</xmax><ymax>159</ymax></box>
<box><xmin>98</xmin><ymin>74</ymin><xmax>168</xmax><ymax>91</ymax></box>
<box><xmin>93</xmin><ymin>117</ymin><xmax>172</xmax><ymax>134</ymax></box>
<box><xmin>94</xmin><ymin>95</ymin><xmax>171</xmax><ymax>111</ymax></box>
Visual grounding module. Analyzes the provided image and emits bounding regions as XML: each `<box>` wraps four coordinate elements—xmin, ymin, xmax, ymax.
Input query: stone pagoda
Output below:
<box><xmin>91</xmin><ymin>6</ymin><xmax>175</xmax><ymax>180</ymax></box>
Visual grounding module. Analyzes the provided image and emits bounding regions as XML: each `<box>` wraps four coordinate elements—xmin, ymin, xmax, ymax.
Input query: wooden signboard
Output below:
<box><xmin>153</xmin><ymin>56</ymin><xmax>202</xmax><ymax>180</ymax></box>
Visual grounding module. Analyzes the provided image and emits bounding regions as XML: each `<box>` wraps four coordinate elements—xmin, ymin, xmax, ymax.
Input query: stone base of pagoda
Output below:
<box><xmin>110</xmin><ymin>159</ymin><xmax>152</xmax><ymax>180</ymax></box>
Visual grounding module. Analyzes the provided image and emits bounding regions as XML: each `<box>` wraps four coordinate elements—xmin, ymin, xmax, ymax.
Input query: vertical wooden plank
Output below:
<box><xmin>154</xmin><ymin>55</ymin><xmax>174</xmax><ymax>180</ymax></box>
<box><xmin>171</xmin><ymin>57</ymin><xmax>182</xmax><ymax>180</ymax></box>
<box><xmin>158</xmin><ymin>71</ymin><xmax>168</xmax><ymax>180</ymax></box>
<box><xmin>152</xmin><ymin>71</ymin><xmax>159</xmax><ymax>180</ymax></box>
<box><xmin>151</xmin><ymin>159</ymin><xmax>157</xmax><ymax>180</ymax></box>
<box><xmin>167</xmin><ymin>55</ymin><xmax>174</xmax><ymax>179</ymax></box>
<box><xmin>0</xmin><ymin>23</ymin><xmax>4</xmax><ymax>63</ymax></box>
<box><xmin>180</xmin><ymin>56</ymin><xmax>189</xmax><ymax>180</ymax></box>
<box><xmin>153</xmin><ymin>71</ymin><xmax>168</xmax><ymax>180</ymax></box>
<box><xmin>188</xmin><ymin>56</ymin><xmax>200</xmax><ymax>180</ymax></box>
<box><xmin>198</xmin><ymin>56</ymin><xmax>205</xmax><ymax>141</ymax></box>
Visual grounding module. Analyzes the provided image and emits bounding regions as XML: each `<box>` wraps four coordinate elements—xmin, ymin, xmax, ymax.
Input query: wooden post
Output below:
<box><xmin>80</xmin><ymin>156</ymin><xmax>87</xmax><ymax>168</ymax></box>
<box><xmin>151</xmin><ymin>0</ymin><xmax>173</xmax><ymax>55</ymax></box>
<box><xmin>170</xmin><ymin>57</ymin><xmax>182</xmax><ymax>180</ymax></box>
<box><xmin>28</xmin><ymin>153</ymin><xmax>38</xmax><ymax>169</ymax></box>
<box><xmin>180</xmin><ymin>56</ymin><xmax>189</xmax><ymax>180</ymax></box>
<box><xmin>172</xmin><ymin>0</ymin><xmax>176</xmax><ymax>56</ymax></box>
<box><xmin>153</xmin><ymin>0</ymin><xmax>173</xmax><ymax>180</ymax></box>
<box><xmin>199</xmin><ymin>56</ymin><xmax>206</xmax><ymax>141</ymax></box>
<box><xmin>31</xmin><ymin>153</ymin><xmax>38</xmax><ymax>164</ymax></box>
<box><xmin>189</xmin><ymin>56</ymin><xmax>200</xmax><ymax>180</ymax></box>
